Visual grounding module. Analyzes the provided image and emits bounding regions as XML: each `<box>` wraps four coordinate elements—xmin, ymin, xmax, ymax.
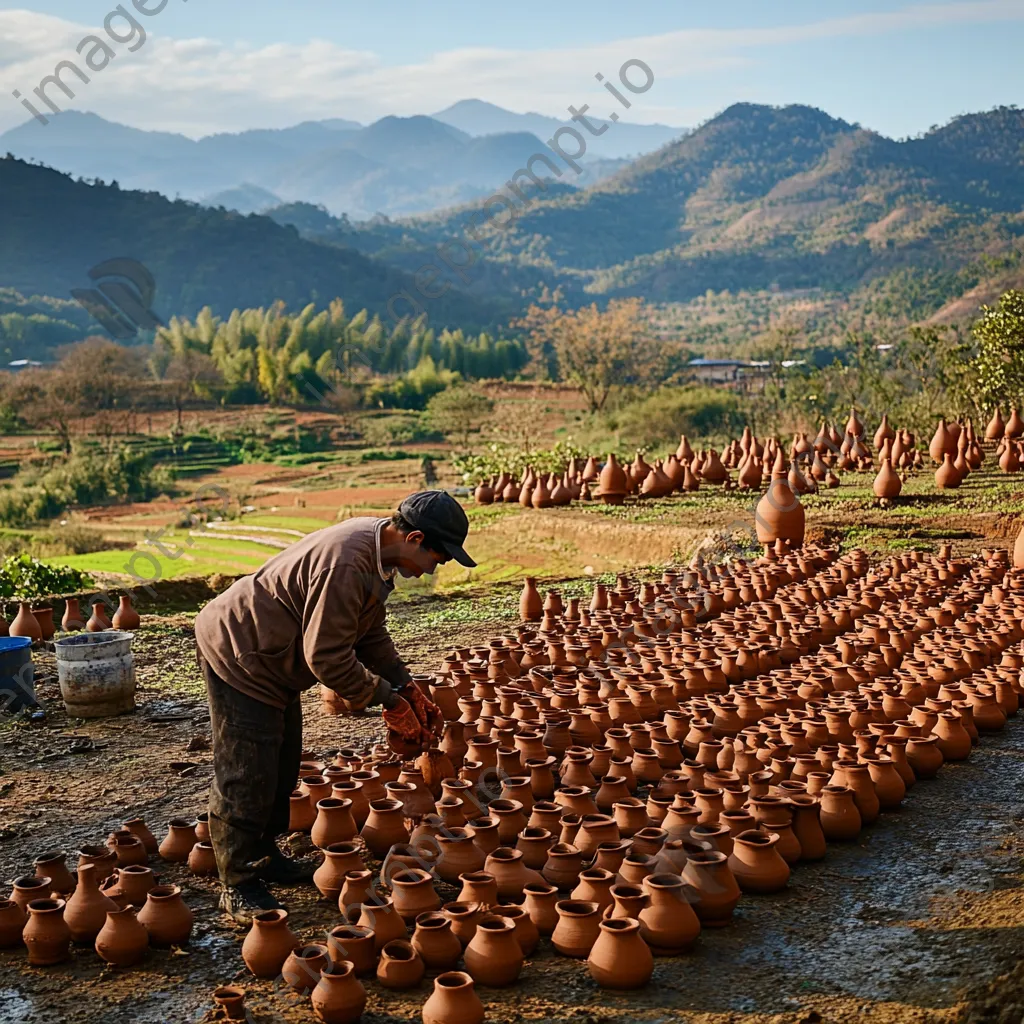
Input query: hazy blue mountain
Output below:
<box><xmin>202</xmin><ymin>183</ymin><xmax>284</xmax><ymax>214</ymax></box>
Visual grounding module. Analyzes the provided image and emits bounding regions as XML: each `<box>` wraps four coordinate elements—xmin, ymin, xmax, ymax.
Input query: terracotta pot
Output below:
<box><xmin>327</xmin><ymin>924</ymin><xmax>377</xmax><ymax>977</ymax></box>
<box><xmin>638</xmin><ymin>873</ymin><xmax>701</xmax><ymax>954</ymax></box>
<box><xmin>212</xmin><ymin>986</ymin><xmax>247</xmax><ymax>1021</ymax></box>
<box><xmin>932</xmin><ymin>711</ymin><xmax>972</xmax><ymax>761</ymax></box>
<box><xmin>423</xmin><ymin>971</ymin><xmax>486</xmax><ymax>1024</ymax></box>
<box><xmin>520</xmin><ymin>578</ymin><xmax>543</xmax><ymax>622</ymax></box>
<box><xmin>787</xmin><ymin>796</ymin><xmax>828</xmax><ymax>860</ymax></box>
<box><xmin>817</xmin><ymin>786</ymin><xmax>861</xmax><ymax>841</ymax></box>
<box><xmin>11</xmin><ymin>876</ymin><xmax>52</xmax><ymax>914</ymax></box>
<box><xmin>61</xmin><ymin>597</ymin><xmax>85</xmax><ymax>632</ymax></box>
<box><xmin>112</xmin><ymin>595</ymin><xmax>140</xmax><ymax>631</ymax></box>
<box><xmin>571</xmin><ymin>868</ymin><xmax>616</xmax><ymax>914</ymax></box>
<box><xmin>436</xmin><ymin>828</ymin><xmax>486</xmax><ymax>883</ymax></box>
<box><xmin>542</xmin><ymin>842</ymin><xmax>585</xmax><ymax>890</ymax></box>
<box><xmin>411</xmin><ymin>912</ymin><xmax>462</xmax><ymax>970</ymax></box>
<box><xmin>681</xmin><ymin>850</ymin><xmax>740</xmax><ymax>926</ymax></box>
<box><xmin>906</xmin><ymin>735</ymin><xmax>944</xmax><ymax>778</ymax></box>
<box><xmin>311</xmin><ymin>961</ymin><xmax>367</xmax><ymax>1024</ymax></box>
<box><xmin>391</xmin><ymin>869</ymin><xmax>441</xmax><ymax>922</ymax></box>
<box><xmin>34</xmin><ymin>850</ymin><xmax>75</xmax><ymax>895</ymax></box>
<box><xmin>290</xmin><ymin>790</ymin><xmax>318</xmax><ymax>832</ymax></box>
<box><xmin>159</xmin><ymin>819</ymin><xmax>198</xmax><ymax>863</ymax></box>
<box><xmin>337</xmin><ymin>870</ymin><xmax>374</xmax><ymax>915</ymax></box>
<box><xmin>187</xmin><ymin>841</ymin><xmax>217</xmax><ymax>877</ymax></box>
<box><xmin>23</xmin><ymin>898</ymin><xmax>71</xmax><ymax>965</ymax></box>
<box><xmin>10</xmin><ymin>602</ymin><xmax>42</xmax><ymax>642</ymax></box>
<box><xmin>727</xmin><ymin>830</ymin><xmax>791</xmax><ymax>893</ymax></box>
<box><xmin>283</xmin><ymin>944</ymin><xmax>330</xmax><ymax>995</ymax></box>
<box><xmin>312</xmin><ymin>798</ymin><xmax>358</xmax><ymax>849</ymax></box>
<box><xmin>522</xmin><ymin>882</ymin><xmax>559</xmax><ymax>935</ymax></box>
<box><xmin>105</xmin><ymin>865</ymin><xmax>155</xmax><ymax>909</ymax></box>
<box><xmin>552</xmin><ymin>899</ymin><xmax>601</xmax><ymax>958</ymax></box>
<box><xmin>464</xmin><ymin>914</ymin><xmax>524</xmax><ymax>986</ymax></box>
<box><xmin>360</xmin><ymin>799</ymin><xmax>410</xmax><ymax>858</ymax></box>
<box><xmin>32</xmin><ymin>606</ymin><xmax>55</xmax><ymax>641</ymax></box>
<box><xmin>241</xmin><ymin>909</ymin><xmax>299</xmax><ymax>978</ymax></box>
<box><xmin>356</xmin><ymin>899</ymin><xmax>407</xmax><ymax>951</ymax></box>
<box><xmin>315</xmin><ymin>842</ymin><xmax>365</xmax><ymax>901</ymax></box>
<box><xmin>494</xmin><ymin>904</ymin><xmax>540</xmax><ymax>956</ymax></box>
<box><xmin>137</xmin><ymin>884</ymin><xmax>194</xmax><ymax>947</ymax></box>
<box><xmin>442</xmin><ymin>901</ymin><xmax>484</xmax><ymax>948</ymax></box>
<box><xmin>587</xmin><ymin>917</ymin><xmax>654</xmax><ymax>989</ymax></box>
<box><xmin>830</xmin><ymin>762</ymin><xmax>879</xmax><ymax>824</ymax></box>
<box><xmin>377</xmin><ymin>938</ymin><xmax>425</xmax><ymax>990</ymax></box>
<box><xmin>77</xmin><ymin>844</ymin><xmax>117</xmax><ymax>883</ymax></box>
<box><xmin>64</xmin><ymin>863</ymin><xmax>118</xmax><ymax>943</ymax></box>
<box><xmin>86</xmin><ymin>601</ymin><xmax>113</xmax><ymax>632</ymax></box>
<box><xmin>0</xmin><ymin>899</ymin><xmax>27</xmax><ymax>949</ymax></box>
<box><xmin>484</xmin><ymin>848</ymin><xmax>541</xmax><ymax>900</ymax></box>
<box><xmin>122</xmin><ymin>819</ymin><xmax>159</xmax><ymax>858</ymax></box>
<box><xmin>95</xmin><ymin>904</ymin><xmax>149</xmax><ymax>967</ymax></box>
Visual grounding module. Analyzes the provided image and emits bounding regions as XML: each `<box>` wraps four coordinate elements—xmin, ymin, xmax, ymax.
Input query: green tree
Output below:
<box><xmin>970</xmin><ymin>289</ymin><xmax>1024</xmax><ymax>413</ymax></box>
<box><xmin>423</xmin><ymin>385</ymin><xmax>495</xmax><ymax>451</ymax></box>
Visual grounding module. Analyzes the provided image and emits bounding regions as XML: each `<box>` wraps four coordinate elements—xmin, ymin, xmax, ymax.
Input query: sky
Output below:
<box><xmin>0</xmin><ymin>0</ymin><xmax>1022</xmax><ymax>137</ymax></box>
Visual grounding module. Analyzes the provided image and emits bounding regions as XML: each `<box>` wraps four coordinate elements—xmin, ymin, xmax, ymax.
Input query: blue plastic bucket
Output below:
<box><xmin>0</xmin><ymin>635</ymin><xmax>35</xmax><ymax>712</ymax></box>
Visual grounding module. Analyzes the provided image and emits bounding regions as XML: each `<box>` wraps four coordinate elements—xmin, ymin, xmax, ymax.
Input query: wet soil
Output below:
<box><xmin>1</xmin><ymin>615</ymin><xmax>1023</xmax><ymax>1024</ymax></box>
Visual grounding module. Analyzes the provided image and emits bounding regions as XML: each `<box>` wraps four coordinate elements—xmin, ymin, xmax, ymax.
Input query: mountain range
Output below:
<box><xmin>0</xmin><ymin>102</ymin><xmax>684</xmax><ymax>220</ymax></box>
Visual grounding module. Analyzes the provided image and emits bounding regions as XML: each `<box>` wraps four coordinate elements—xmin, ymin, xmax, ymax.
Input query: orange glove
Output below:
<box><xmin>383</xmin><ymin>696</ymin><xmax>430</xmax><ymax>757</ymax></box>
<box><xmin>404</xmin><ymin>682</ymin><xmax>444</xmax><ymax>741</ymax></box>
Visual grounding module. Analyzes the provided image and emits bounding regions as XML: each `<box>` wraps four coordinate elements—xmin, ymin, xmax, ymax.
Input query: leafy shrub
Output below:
<box><xmin>605</xmin><ymin>386</ymin><xmax>746</xmax><ymax>450</ymax></box>
<box><xmin>364</xmin><ymin>356</ymin><xmax>461</xmax><ymax>410</ymax></box>
<box><xmin>0</xmin><ymin>554</ymin><xmax>92</xmax><ymax>600</ymax></box>
<box><xmin>360</xmin><ymin>414</ymin><xmax>437</xmax><ymax>448</ymax></box>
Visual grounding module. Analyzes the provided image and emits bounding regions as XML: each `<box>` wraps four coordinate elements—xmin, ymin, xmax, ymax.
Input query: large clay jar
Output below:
<box><xmin>377</xmin><ymin>938</ymin><xmax>426</xmax><ymax>990</ymax></box>
<box><xmin>324</xmin><ymin>920</ymin><xmax>375</xmax><ymax>972</ymax></box>
<box><xmin>95</xmin><ymin>904</ymin><xmax>149</xmax><ymax>967</ymax></box>
<box><xmin>681</xmin><ymin>851</ymin><xmax>740</xmax><ymax>927</ymax></box>
<box><xmin>312</xmin><ymin>798</ymin><xmax>358</xmax><ymax>849</ymax></box>
<box><xmin>137</xmin><ymin>884</ymin><xmax>194</xmax><ymax>947</ymax></box>
<box><xmin>755</xmin><ymin>473</ymin><xmax>805</xmax><ymax>547</ymax></box>
<box><xmin>112</xmin><ymin>595</ymin><xmax>140</xmax><ymax>631</ymax></box>
<box><xmin>727</xmin><ymin>830</ymin><xmax>790</xmax><ymax>894</ymax></box>
<box><xmin>361</xmin><ymin>799</ymin><xmax>410</xmax><ymax>858</ymax></box>
<box><xmin>159</xmin><ymin>819</ymin><xmax>198</xmax><ymax>863</ymax></box>
<box><xmin>64</xmin><ymin>863</ymin><xmax>118</xmax><ymax>943</ymax></box>
<box><xmin>598</xmin><ymin>453</ymin><xmax>628</xmax><ymax>505</ymax></box>
<box><xmin>638</xmin><ymin>874</ymin><xmax>701</xmax><ymax>954</ymax></box>
<box><xmin>10</xmin><ymin>602</ymin><xmax>42</xmax><ymax>642</ymax></box>
<box><xmin>818</xmin><ymin>786</ymin><xmax>861</xmax><ymax>841</ymax></box>
<box><xmin>391</xmin><ymin>869</ymin><xmax>441</xmax><ymax>923</ymax></box>
<box><xmin>552</xmin><ymin>899</ymin><xmax>601</xmax><ymax>958</ymax></box>
<box><xmin>520</xmin><ymin>578</ymin><xmax>543</xmax><ymax>622</ymax></box>
<box><xmin>464</xmin><ymin>914</ymin><xmax>524</xmax><ymax>986</ymax></box>
<box><xmin>282</xmin><ymin>944</ymin><xmax>330</xmax><ymax>995</ymax></box>
<box><xmin>241</xmin><ymin>909</ymin><xmax>299</xmax><ymax>978</ymax></box>
<box><xmin>23</xmin><ymin>898</ymin><xmax>71</xmax><ymax>965</ymax></box>
<box><xmin>423</xmin><ymin>971</ymin><xmax>486</xmax><ymax>1024</ymax></box>
<box><xmin>873</xmin><ymin>458</ymin><xmax>902</xmax><ymax>500</ymax></box>
<box><xmin>34</xmin><ymin>851</ymin><xmax>75</xmax><ymax>895</ymax></box>
<box><xmin>311</xmin><ymin>961</ymin><xmax>367</xmax><ymax>1024</ymax></box>
<box><xmin>0</xmin><ymin>900</ymin><xmax>27</xmax><ymax>948</ymax></box>
<box><xmin>411</xmin><ymin>912</ymin><xmax>462</xmax><ymax>971</ymax></box>
<box><xmin>587</xmin><ymin>917</ymin><xmax>654</xmax><ymax>989</ymax></box>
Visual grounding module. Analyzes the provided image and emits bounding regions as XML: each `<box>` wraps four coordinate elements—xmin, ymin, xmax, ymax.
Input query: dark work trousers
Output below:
<box><xmin>200</xmin><ymin>655</ymin><xmax>303</xmax><ymax>888</ymax></box>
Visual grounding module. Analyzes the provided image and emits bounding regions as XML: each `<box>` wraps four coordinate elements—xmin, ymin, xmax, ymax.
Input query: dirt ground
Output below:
<box><xmin>2</xmin><ymin>583</ymin><xmax>1023</xmax><ymax>1024</ymax></box>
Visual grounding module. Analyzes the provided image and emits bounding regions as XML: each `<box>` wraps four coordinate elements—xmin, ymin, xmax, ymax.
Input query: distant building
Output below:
<box><xmin>687</xmin><ymin>358</ymin><xmax>748</xmax><ymax>384</ymax></box>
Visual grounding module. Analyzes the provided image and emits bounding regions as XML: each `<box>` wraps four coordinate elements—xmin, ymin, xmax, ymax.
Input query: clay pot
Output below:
<box><xmin>484</xmin><ymin>847</ymin><xmax>542</xmax><ymax>900</ymax></box>
<box><xmin>95</xmin><ymin>904</ymin><xmax>149</xmax><ymax>967</ymax></box>
<box><xmin>412</xmin><ymin>912</ymin><xmax>462</xmax><ymax>970</ymax></box>
<box><xmin>598</xmin><ymin>453</ymin><xmax>628</xmax><ymax>503</ymax></box>
<box><xmin>522</xmin><ymin>881</ymin><xmax>560</xmax><ymax>935</ymax></box>
<box><xmin>552</xmin><ymin>899</ymin><xmax>601</xmax><ymax>958</ymax></box>
<box><xmin>542</xmin><ymin>842</ymin><xmax>585</xmax><ymax>890</ymax></box>
<box><xmin>0</xmin><ymin>899</ymin><xmax>27</xmax><ymax>948</ymax></box>
<box><xmin>638</xmin><ymin>873</ymin><xmax>701</xmax><ymax>953</ymax></box>
<box><xmin>494</xmin><ymin>904</ymin><xmax>540</xmax><ymax>956</ymax></box>
<box><xmin>356</xmin><ymin>899</ymin><xmax>407</xmax><ymax>951</ymax></box>
<box><xmin>727</xmin><ymin>830</ymin><xmax>790</xmax><ymax>893</ymax></box>
<box><xmin>64</xmin><ymin>863</ymin><xmax>118</xmax><ymax>943</ymax></box>
<box><xmin>932</xmin><ymin>711</ymin><xmax>972</xmax><ymax>761</ymax></box>
<box><xmin>283</xmin><ymin>944</ymin><xmax>330</xmax><ymax>994</ymax></box>
<box><xmin>681</xmin><ymin>850</ymin><xmax>741</xmax><ymax>926</ymax></box>
<box><xmin>314</xmin><ymin>842</ymin><xmax>365</xmax><ymax>901</ymax></box>
<box><xmin>290</xmin><ymin>790</ymin><xmax>318</xmax><ymax>832</ymax></box>
<box><xmin>587</xmin><ymin>917</ymin><xmax>654</xmax><ymax>989</ymax></box>
<box><xmin>241</xmin><ymin>909</ymin><xmax>299</xmax><ymax>978</ymax></box>
<box><xmin>338</xmin><ymin>870</ymin><xmax>375</xmax><ymax>915</ymax></box>
<box><xmin>571</xmin><ymin>868</ymin><xmax>617</xmax><ymax>914</ymax></box>
<box><xmin>62</xmin><ymin>597</ymin><xmax>85</xmax><ymax>632</ymax></box>
<box><xmin>755</xmin><ymin>475</ymin><xmax>805</xmax><ymax>546</ymax></box>
<box><xmin>159</xmin><ymin>819</ymin><xmax>198</xmax><ymax>863</ymax></box>
<box><xmin>817</xmin><ymin>785</ymin><xmax>861</xmax><ymax>840</ymax></box>
<box><xmin>520</xmin><ymin>578</ymin><xmax>543</xmax><ymax>622</ymax></box>
<box><xmin>423</xmin><ymin>971</ymin><xmax>486</xmax><ymax>1024</ymax></box>
<box><xmin>312</xmin><ymin>798</ymin><xmax>358</xmax><ymax>849</ymax></box>
<box><xmin>787</xmin><ymin>796</ymin><xmax>828</xmax><ymax>860</ymax></box>
<box><xmin>112</xmin><ymin>594</ymin><xmax>140</xmax><ymax>630</ymax></box>
<box><xmin>377</xmin><ymin>938</ymin><xmax>425</xmax><ymax>990</ymax></box>
<box><xmin>436</xmin><ymin>828</ymin><xmax>486</xmax><ymax>882</ymax></box>
<box><xmin>10</xmin><ymin>602</ymin><xmax>42</xmax><ymax>642</ymax></box>
<box><xmin>212</xmin><ymin>986</ymin><xmax>247</xmax><ymax>1021</ymax></box>
<box><xmin>34</xmin><ymin>850</ymin><xmax>75</xmax><ymax>895</ymax></box>
<box><xmin>77</xmin><ymin>844</ymin><xmax>117</xmax><ymax>883</ymax></box>
<box><xmin>32</xmin><ymin>606</ymin><xmax>55</xmax><ymax>641</ymax></box>
<box><xmin>327</xmin><ymin>924</ymin><xmax>377</xmax><ymax>977</ymax></box>
<box><xmin>122</xmin><ymin>819</ymin><xmax>159</xmax><ymax>858</ymax></box>
<box><xmin>106</xmin><ymin>830</ymin><xmax>147</xmax><ymax>868</ymax></box>
<box><xmin>906</xmin><ymin>735</ymin><xmax>944</xmax><ymax>778</ymax></box>
<box><xmin>464</xmin><ymin>914</ymin><xmax>524</xmax><ymax>986</ymax></box>
<box><xmin>391</xmin><ymin>869</ymin><xmax>441</xmax><ymax>922</ymax></box>
<box><xmin>187</xmin><ymin>841</ymin><xmax>217</xmax><ymax>877</ymax></box>
<box><xmin>442</xmin><ymin>901</ymin><xmax>484</xmax><ymax>948</ymax></box>
<box><xmin>86</xmin><ymin>600</ymin><xmax>112</xmax><ymax>632</ymax></box>
<box><xmin>23</xmin><ymin>898</ymin><xmax>71</xmax><ymax>965</ymax></box>
<box><xmin>360</xmin><ymin>799</ymin><xmax>410</xmax><ymax>858</ymax></box>
<box><xmin>311</xmin><ymin>961</ymin><xmax>368</xmax><ymax>1024</ymax></box>
<box><xmin>11</xmin><ymin>876</ymin><xmax>52</xmax><ymax>914</ymax></box>
<box><xmin>137</xmin><ymin>884</ymin><xmax>194</xmax><ymax>947</ymax></box>
<box><xmin>105</xmin><ymin>865</ymin><xmax>155</xmax><ymax>910</ymax></box>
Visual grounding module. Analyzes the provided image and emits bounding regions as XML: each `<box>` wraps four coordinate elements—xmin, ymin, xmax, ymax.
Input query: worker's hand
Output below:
<box><xmin>382</xmin><ymin>696</ymin><xmax>431</xmax><ymax>757</ymax></box>
<box><xmin>403</xmin><ymin>681</ymin><xmax>444</xmax><ymax>740</ymax></box>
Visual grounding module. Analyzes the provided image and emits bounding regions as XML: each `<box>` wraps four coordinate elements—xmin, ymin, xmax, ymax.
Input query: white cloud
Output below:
<box><xmin>0</xmin><ymin>0</ymin><xmax>1021</xmax><ymax>135</ymax></box>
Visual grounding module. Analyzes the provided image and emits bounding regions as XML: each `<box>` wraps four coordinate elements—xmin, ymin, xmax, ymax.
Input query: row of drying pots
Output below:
<box><xmin>2</xmin><ymin>595</ymin><xmax>141</xmax><ymax>642</ymax></box>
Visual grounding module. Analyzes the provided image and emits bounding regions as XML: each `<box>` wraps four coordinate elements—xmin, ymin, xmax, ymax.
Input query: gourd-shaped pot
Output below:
<box><xmin>423</xmin><ymin>971</ymin><xmax>485</xmax><ymax>1024</ymax></box>
<box><xmin>587</xmin><ymin>917</ymin><xmax>654</xmax><ymax>989</ymax></box>
<box><xmin>95</xmin><ymin>904</ymin><xmax>149</xmax><ymax>966</ymax></box>
<box><xmin>681</xmin><ymin>851</ymin><xmax>740</xmax><ymax>927</ymax></box>
<box><xmin>520</xmin><ymin>578</ymin><xmax>543</xmax><ymax>622</ymax></box>
<box><xmin>464</xmin><ymin>914</ymin><xmax>524</xmax><ymax>986</ymax></box>
<box><xmin>755</xmin><ymin>474</ymin><xmax>805</xmax><ymax>546</ymax></box>
<box><xmin>241</xmin><ymin>909</ymin><xmax>299</xmax><ymax>978</ymax></box>
<box><xmin>312</xmin><ymin>798</ymin><xmax>358</xmax><ymax>849</ymax></box>
<box><xmin>159</xmin><ymin>819</ymin><xmax>198</xmax><ymax>862</ymax></box>
<box><xmin>411</xmin><ymin>912</ymin><xmax>462</xmax><ymax>971</ymax></box>
<box><xmin>727</xmin><ymin>830</ymin><xmax>790</xmax><ymax>893</ymax></box>
<box><xmin>86</xmin><ymin>600</ymin><xmax>112</xmax><ymax>632</ymax></box>
<box><xmin>112</xmin><ymin>595</ymin><xmax>140</xmax><ymax>630</ymax></box>
<box><xmin>0</xmin><ymin>899</ymin><xmax>27</xmax><ymax>948</ymax></box>
<box><xmin>64</xmin><ymin>863</ymin><xmax>118</xmax><ymax>943</ymax></box>
<box><xmin>551</xmin><ymin>899</ymin><xmax>601</xmax><ymax>958</ymax></box>
<box><xmin>638</xmin><ymin>873</ymin><xmax>701</xmax><ymax>953</ymax></box>
<box><xmin>327</xmin><ymin>924</ymin><xmax>377</xmax><ymax>977</ymax></box>
<box><xmin>62</xmin><ymin>597</ymin><xmax>85</xmax><ymax>632</ymax></box>
<box><xmin>137</xmin><ymin>884</ymin><xmax>193</xmax><ymax>946</ymax></box>
<box><xmin>311</xmin><ymin>961</ymin><xmax>367</xmax><ymax>1024</ymax></box>
<box><xmin>23</xmin><ymin>898</ymin><xmax>71</xmax><ymax>965</ymax></box>
<box><xmin>376</xmin><ymin>938</ymin><xmax>425</xmax><ymax>990</ymax></box>
<box><xmin>360</xmin><ymin>799</ymin><xmax>409</xmax><ymax>858</ymax></box>
<box><xmin>10</xmin><ymin>602</ymin><xmax>42</xmax><ymax>642</ymax></box>
<box><xmin>283</xmin><ymin>944</ymin><xmax>330</xmax><ymax>995</ymax></box>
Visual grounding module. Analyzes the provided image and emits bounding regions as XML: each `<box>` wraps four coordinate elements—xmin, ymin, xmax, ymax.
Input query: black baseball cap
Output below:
<box><xmin>398</xmin><ymin>490</ymin><xmax>477</xmax><ymax>567</ymax></box>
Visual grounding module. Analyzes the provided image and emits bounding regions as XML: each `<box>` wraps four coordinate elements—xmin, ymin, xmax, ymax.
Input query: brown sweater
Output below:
<box><xmin>194</xmin><ymin>517</ymin><xmax>410</xmax><ymax>710</ymax></box>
